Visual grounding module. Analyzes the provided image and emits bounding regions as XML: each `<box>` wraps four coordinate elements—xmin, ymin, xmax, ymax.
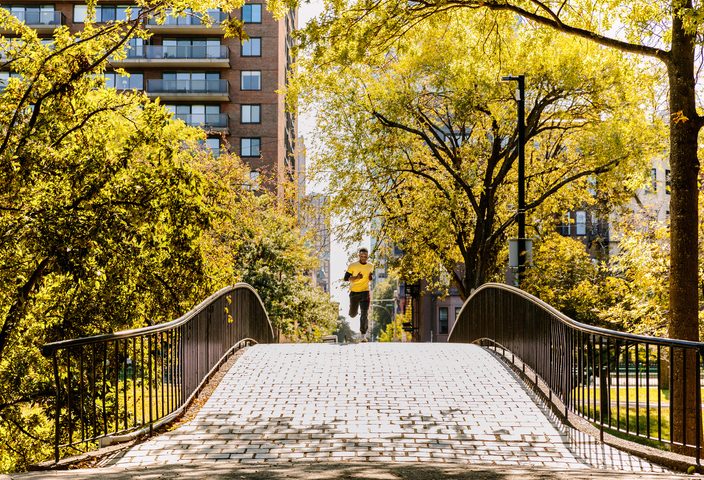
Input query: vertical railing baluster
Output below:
<box><xmin>140</xmin><ymin>336</ymin><xmax>145</xmax><ymax>427</ymax></box>
<box><xmin>592</xmin><ymin>335</ymin><xmax>597</xmax><ymax>420</ymax></box>
<box><xmin>66</xmin><ymin>349</ymin><xmax>72</xmax><ymax>446</ymax></box>
<box><xmin>646</xmin><ymin>343</ymin><xmax>650</xmax><ymax>440</ymax></box>
<box><xmin>598</xmin><ymin>336</ymin><xmax>605</xmax><ymax>440</ymax></box>
<box><xmin>635</xmin><ymin>342</ymin><xmax>640</xmax><ymax>437</ymax></box>
<box><xmin>657</xmin><ymin>344</ymin><xmax>662</xmax><ymax>442</ymax></box>
<box><xmin>625</xmin><ymin>343</ymin><xmax>630</xmax><ymax>434</ymax></box>
<box><xmin>682</xmin><ymin>347</ymin><xmax>687</xmax><ymax>448</ymax></box>
<box><xmin>615</xmin><ymin>341</ymin><xmax>621</xmax><ymax>432</ymax></box>
<box><xmin>114</xmin><ymin>340</ymin><xmax>119</xmax><ymax>434</ymax></box>
<box><xmin>669</xmin><ymin>345</ymin><xmax>674</xmax><ymax>446</ymax></box>
<box><xmin>53</xmin><ymin>352</ymin><xmax>60</xmax><ymax>463</ymax></box>
<box><xmin>695</xmin><ymin>349</ymin><xmax>701</xmax><ymax>465</ymax></box>
<box><xmin>79</xmin><ymin>349</ymin><xmax>85</xmax><ymax>443</ymax></box>
<box><xmin>123</xmin><ymin>339</ymin><xmax>128</xmax><ymax>431</ymax></box>
<box><xmin>161</xmin><ymin>331</ymin><xmax>166</xmax><ymax>420</ymax></box>
<box><xmin>132</xmin><ymin>337</ymin><xmax>137</xmax><ymax>429</ymax></box>
<box><xmin>168</xmin><ymin>329</ymin><xmax>174</xmax><ymax>415</ymax></box>
<box><xmin>148</xmin><ymin>334</ymin><xmax>153</xmax><ymax>434</ymax></box>
<box><xmin>91</xmin><ymin>344</ymin><xmax>97</xmax><ymax>440</ymax></box>
<box><xmin>102</xmin><ymin>342</ymin><xmax>108</xmax><ymax>436</ymax></box>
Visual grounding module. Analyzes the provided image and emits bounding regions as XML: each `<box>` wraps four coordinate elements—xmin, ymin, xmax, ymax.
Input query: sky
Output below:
<box><xmin>297</xmin><ymin>0</ymin><xmax>370</xmax><ymax>332</ymax></box>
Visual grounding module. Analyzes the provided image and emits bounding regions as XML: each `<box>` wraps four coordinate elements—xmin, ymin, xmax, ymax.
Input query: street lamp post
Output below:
<box><xmin>502</xmin><ymin>74</ymin><xmax>526</xmax><ymax>286</ymax></box>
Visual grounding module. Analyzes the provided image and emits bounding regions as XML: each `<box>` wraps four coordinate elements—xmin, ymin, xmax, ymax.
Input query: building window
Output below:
<box><xmin>575</xmin><ymin>210</ymin><xmax>586</xmax><ymax>236</ymax></box>
<box><xmin>161</xmin><ymin>72</ymin><xmax>222</xmax><ymax>92</ymax></box>
<box><xmin>240</xmin><ymin>137</ymin><xmax>261</xmax><ymax>157</ymax></box>
<box><xmin>560</xmin><ymin>212</ymin><xmax>571</xmax><ymax>236</ymax></box>
<box><xmin>241</xmin><ymin>71</ymin><xmax>261</xmax><ymax>90</ymax></box>
<box><xmin>125</xmin><ymin>37</ymin><xmax>144</xmax><ymax>58</ymax></box>
<box><xmin>666</xmin><ymin>169</ymin><xmax>671</xmax><ymax>195</ymax></box>
<box><xmin>104</xmin><ymin>72</ymin><xmax>143</xmax><ymax>90</ymax></box>
<box><xmin>202</xmin><ymin>138</ymin><xmax>220</xmax><ymax>157</ymax></box>
<box><xmin>162</xmin><ymin>38</ymin><xmax>222</xmax><ymax>59</ymax></box>
<box><xmin>74</xmin><ymin>4</ymin><xmax>136</xmax><ymax>23</ymax></box>
<box><xmin>651</xmin><ymin>167</ymin><xmax>657</xmax><ymax>193</ymax></box>
<box><xmin>242</xmin><ymin>4</ymin><xmax>262</xmax><ymax>23</ymax></box>
<box><xmin>438</xmin><ymin>307</ymin><xmax>449</xmax><ymax>335</ymax></box>
<box><xmin>73</xmin><ymin>5</ymin><xmax>87</xmax><ymax>22</ymax></box>
<box><xmin>8</xmin><ymin>5</ymin><xmax>57</xmax><ymax>24</ymax></box>
<box><xmin>165</xmin><ymin>104</ymin><xmax>222</xmax><ymax>126</ymax></box>
<box><xmin>241</xmin><ymin>104</ymin><xmax>261</xmax><ymax>124</ymax></box>
<box><xmin>241</xmin><ymin>38</ymin><xmax>261</xmax><ymax>57</ymax></box>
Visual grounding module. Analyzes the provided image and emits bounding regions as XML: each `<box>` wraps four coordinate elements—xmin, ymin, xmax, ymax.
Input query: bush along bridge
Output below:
<box><xmin>40</xmin><ymin>282</ymin><xmax>704</xmax><ymax>473</ymax></box>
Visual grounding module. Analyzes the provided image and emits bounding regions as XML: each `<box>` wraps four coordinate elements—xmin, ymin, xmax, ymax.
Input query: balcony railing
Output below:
<box><xmin>6</xmin><ymin>10</ymin><xmax>63</xmax><ymax>26</ymax></box>
<box><xmin>147</xmin><ymin>11</ymin><xmax>228</xmax><ymax>26</ymax></box>
<box><xmin>126</xmin><ymin>45</ymin><xmax>229</xmax><ymax>60</ymax></box>
<box><xmin>173</xmin><ymin>113</ymin><xmax>229</xmax><ymax>128</ymax></box>
<box><xmin>147</xmin><ymin>79</ymin><xmax>229</xmax><ymax>95</ymax></box>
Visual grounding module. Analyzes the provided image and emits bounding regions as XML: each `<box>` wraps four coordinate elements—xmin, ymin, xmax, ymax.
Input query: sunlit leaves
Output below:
<box><xmin>294</xmin><ymin>9</ymin><xmax>661</xmax><ymax>298</ymax></box>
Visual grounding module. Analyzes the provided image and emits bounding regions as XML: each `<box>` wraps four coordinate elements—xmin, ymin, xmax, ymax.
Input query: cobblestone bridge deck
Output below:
<box><xmin>115</xmin><ymin>343</ymin><xmax>665</xmax><ymax>471</ymax></box>
<box><xmin>9</xmin><ymin>343</ymin><xmax>686</xmax><ymax>479</ymax></box>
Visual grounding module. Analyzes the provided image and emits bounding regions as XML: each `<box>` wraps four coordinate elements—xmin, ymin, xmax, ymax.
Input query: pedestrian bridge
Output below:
<box><xmin>112</xmin><ymin>343</ymin><xmax>662</xmax><ymax>472</ymax></box>
<box><xmin>35</xmin><ymin>283</ymin><xmax>704</xmax><ymax>477</ymax></box>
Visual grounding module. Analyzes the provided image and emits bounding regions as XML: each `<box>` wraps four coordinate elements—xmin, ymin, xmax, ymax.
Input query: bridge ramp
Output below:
<box><xmin>111</xmin><ymin>343</ymin><xmax>666</xmax><ymax>473</ymax></box>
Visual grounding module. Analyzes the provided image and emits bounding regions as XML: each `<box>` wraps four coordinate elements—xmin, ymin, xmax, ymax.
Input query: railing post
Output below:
<box><xmin>599</xmin><ymin>338</ymin><xmax>609</xmax><ymax>441</ymax></box>
<box><xmin>148</xmin><ymin>335</ymin><xmax>153</xmax><ymax>435</ymax></box>
<box><xmin>52</xmin><ymin>352</ymin><xmax>60</xmax><ymax>463</ymax></box>
<box><xmin>697</xmin><ymin>349</ymin><xmax>702</xmax><ymax>465</ymax></box>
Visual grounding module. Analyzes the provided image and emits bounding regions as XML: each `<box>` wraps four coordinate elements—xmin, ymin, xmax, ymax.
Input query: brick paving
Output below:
<box><xmin>110</xmin><ymin>343</ymin><xmax>668</xmax><ymax>472</ymax></box>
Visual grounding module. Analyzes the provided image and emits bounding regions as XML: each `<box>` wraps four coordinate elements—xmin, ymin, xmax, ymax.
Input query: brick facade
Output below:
<box><xmin>2</xmin><ymin>1</ymin><xmax>297</xmax><ymax>190</ymax></box>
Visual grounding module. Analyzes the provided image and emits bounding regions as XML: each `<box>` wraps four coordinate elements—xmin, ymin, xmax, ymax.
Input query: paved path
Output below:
<box><xmin>106</xmin><ymin>343</ymin><xmax>667</xmax><ymax>473</ymax></box>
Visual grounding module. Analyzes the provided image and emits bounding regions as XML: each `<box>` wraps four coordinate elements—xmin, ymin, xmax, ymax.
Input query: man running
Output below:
<box><xmin>344</xmin><ymin>247</ymin><xmax>374</xmax><ymax>342</ymax></box>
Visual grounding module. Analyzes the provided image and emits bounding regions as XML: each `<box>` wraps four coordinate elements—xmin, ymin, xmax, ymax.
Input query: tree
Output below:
<box><xmin>235</xmin><ymin>197</ymin><xmax>336</xmax><ymax>339</ymax></box>
<box><xmin>0</xmin><ymin>3</ymin><xmax>332</xmax><ymax>469</ymax></box>
<box><xmin>378</xmin><ymin>311</ymin><xmax>410</xmax><ymax>342</ymax></box>
<box><xmin>292</xmin><ymin>0</ymin><xmax>701</xmax><ymax>449</ymax></box>
<box><xmin>333</xmin><ymin>315</ymin><xmax>355</xmax><ymax>343</ymax></box>
<box><xmin>292</xmin><ymin>13</ymin><xmax>658</xmax><ymax>298</ymax></box>
<box><xmin>370</xmin><ymin>277</ymin><xmax>395</xmax><ymax>338</ymax></box>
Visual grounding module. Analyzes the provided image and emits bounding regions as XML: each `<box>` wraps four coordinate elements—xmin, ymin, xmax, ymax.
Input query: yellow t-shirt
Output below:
<box><xmin>347</xmin><ymin>261</ymin><xmax>374</xmax><ymax>292</ymax></box>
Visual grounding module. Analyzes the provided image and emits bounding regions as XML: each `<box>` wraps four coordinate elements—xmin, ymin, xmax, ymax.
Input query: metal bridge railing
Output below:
<box><xmin>449</xmin><ymin>283</ymin><xmax>703</xmax><ymax>462</ymax></box>
<box><xmin>41</xmin><ymin>283</ymin><xmax>274</xmax><ymax>462</ymax></box>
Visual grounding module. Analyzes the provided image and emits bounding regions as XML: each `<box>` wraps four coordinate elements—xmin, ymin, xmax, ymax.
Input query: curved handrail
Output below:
<box><xmin>41</xmin><ymin>283</ymin><xmax>275</xmax><ymax>462</ymax></box>
<box><xmin>449</xmin><ymin>283</ymin><xmax>704</xmax><ymax>461</ymax></box>
<box><xmin>42</xmin><ymin>283</ymin><xmax>273</xmax><ymax>355</ymax></box>
<box><xmin>450</xmin><ymin>283</ymin><xmax>704</xmax><ymax>349</ymax></box>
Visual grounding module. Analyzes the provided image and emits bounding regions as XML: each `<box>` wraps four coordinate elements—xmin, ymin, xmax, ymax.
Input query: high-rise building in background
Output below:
<box><xmin>1</xmin><ymin>2</ymin><xmax>297</xmax><ymax>193</ymax></box>
<box><xmin>301</xmin><ymin>193</ymin><xmax>331</xmax><ymax>293</ymax></box>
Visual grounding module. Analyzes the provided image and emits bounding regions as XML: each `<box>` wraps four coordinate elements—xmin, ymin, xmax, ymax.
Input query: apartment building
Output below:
<box><xmin>0</xmin><ymin>1</ymin><xmax>297</xmax><ymax>191</ymax></box>
<box><xmin>556</xmin><ymin>159</ymin><xmax>671</xmax><ymax>257</ymax></box>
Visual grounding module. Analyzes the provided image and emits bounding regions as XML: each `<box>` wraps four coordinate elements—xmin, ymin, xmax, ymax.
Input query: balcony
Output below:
<box><xmin>146</xmin><ymin>11</ymin><xmax>228</xmax><ymax>34</ymax></box>
<box><xmin>115</xmin><ymin>45</ymin><xmax>229</xmax><ymax>68</ymax></box>
<box><xmin>173</xmin><ymin>113</ymin><xmax>229</xmax><ymax>131</ymax></box>
<box><xmin>1</xmin><ymin>10</ymin><xmax>63</xmax><ymax>33</ymax></box>
<box><xmin>146</xmin><ymin>79</ymin><xmax>229</xmax><ymax>101</ymax></box>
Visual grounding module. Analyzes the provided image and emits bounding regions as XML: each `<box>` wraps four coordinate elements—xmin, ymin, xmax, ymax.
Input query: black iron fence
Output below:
<box><xmin>41</xmin><ymin>283</ymin><xmax>274</xmax><ymax>462</ymax></box>
<box><xmin>449</xmin><ymin>283</ymin><xmax>703</xmax><ymax>462</ymax></box>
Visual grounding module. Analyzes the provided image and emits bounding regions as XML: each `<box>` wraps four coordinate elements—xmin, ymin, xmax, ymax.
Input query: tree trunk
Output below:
<box><xmin>667</xmin><ymin>2</ymin><xmax>700</xmax><ymax>452</ymax></box>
